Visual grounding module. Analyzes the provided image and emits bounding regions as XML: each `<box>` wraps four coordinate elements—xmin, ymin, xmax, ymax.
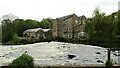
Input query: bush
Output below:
<box><xmin>9</xmin><ymin>53</ymin><xmax>34</xmax><ymax>68</ymax></box>
<box><xmin>12</xmin><ymin>33</ymin><xmax>21</xmax><ymax>44</ymax></box>
<box><xmin>105</xmin><ymin>60</ymin><xmax>113</xmax><ymax>68</ymax></box>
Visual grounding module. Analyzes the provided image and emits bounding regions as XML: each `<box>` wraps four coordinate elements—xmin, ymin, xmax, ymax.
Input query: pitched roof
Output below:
<box><xmin>57</xmin><ymin>13</ymin><xmax>76</xmax><ymax>21</ymax></box>
<box><xmin>23</xmin><ymin>28</ymin><xmax>42</xmax><ymax>33</ymax></box>
<box><xmin>79</xmin><ymin>15</ymin><xmax>86</xmax><ymax>19</ymax></box>
<box><xmin>41</xmin><ymin>29</ymin><xmax>51</xmax><ymax>32</ymax></box>
<box><xmin>23</xmin><ymin>28</ymin><xmax>51</xmax><ymax>34</ymax></box>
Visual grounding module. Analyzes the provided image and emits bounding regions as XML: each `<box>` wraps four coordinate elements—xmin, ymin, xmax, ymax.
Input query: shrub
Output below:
<box><xmin>9</xmin><ymin>53</ymin><xmax>34</xmax><ymax>68</ymax></box>
<box><xmin>105</xmin><ymin>60</ymin><xmax>113</xmax><ymax>68</ymax></box>
<box><xmin>12</xmin><ymin>33</ymin><xmax>21</xmax><ymax>44</ymax></box>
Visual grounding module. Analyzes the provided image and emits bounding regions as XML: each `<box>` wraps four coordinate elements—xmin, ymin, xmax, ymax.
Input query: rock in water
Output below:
<box><xmin>97</xmin><ymin>60</ymin><xmax>104</xmax><ymax>63</ymax></box>
<box><xmin>96</xmin><ymin>52</ymin><xmax>101</xmax><ymax>54</ymax></box>
<box><xmin>68</xmin><ymin>54</ymin><xmax>76</xmax><ymax>59</ymax></box>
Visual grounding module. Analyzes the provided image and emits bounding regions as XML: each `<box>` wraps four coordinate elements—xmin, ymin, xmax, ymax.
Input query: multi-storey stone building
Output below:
<box><xmin>52</xmin><ymin>14</ymin><xmax>86</xmax><ymax>39</ymax></box>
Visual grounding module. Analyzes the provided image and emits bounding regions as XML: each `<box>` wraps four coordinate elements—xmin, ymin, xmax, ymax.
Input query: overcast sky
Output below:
<box><xmin>0</xmin><ymin>0</ymin><xmax>119</xmax><ymax>21</ymax></box>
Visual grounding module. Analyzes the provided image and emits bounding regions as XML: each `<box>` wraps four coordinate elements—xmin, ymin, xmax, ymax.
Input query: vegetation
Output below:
<box><xmin>1</xmin><ymin>18</ymin><xmax>53</xmax><ymax>44</ymax></box>
<box><xmin>56</xmin><ymin>8</ymin><xmax>120</xmax><ymax>48</ymax></box>
<box><xmin>105</xmin><ymin>60</ymin><xmax>113</xmax><ymax>68</ymax></box>
<box><xmin>0</xmin><ymin>25</ymin><xmax>2</xmax><ymax>43</ymax></box>
<box><xmin>85</xmin><ymin>8</ymin><xmax>120</xmax><ymax>48</ymax></box>
<box><xmin>9</xmin><ymin>53</ymin><xmax>34</xmax><ymax>68</ymax></box>
<box><xmin>12</xmin><ymin>33</ymin><xmax>21</xmax><ymax>44</ymax></box>
<box><xmin>55</xmin><ymin>37</ymin><xmax>86</xmax><ymax>44</ymax></box>
<box><xmin>1</xmin><ymin>8</ymin><xmax>120</xmax><ymax>48</ymax></box>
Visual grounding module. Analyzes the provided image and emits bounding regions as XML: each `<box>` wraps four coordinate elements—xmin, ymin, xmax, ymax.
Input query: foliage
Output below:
<box><xmin>85</xmin><ymin>8</ymin><xmax>120</xmax><ymax>48</ymax></box>
<box><xmin>2</xmin><ymin>18</ymin><xmax>53</xmax><ymax>44</ymax></box>
<box><xmin>1</xmin><ymin>8</ymin><xmax>120</xmax><ymax>47</ymax></box>
<box><xmin>92</xmin><ymin>8</ymin><xmax>105</xmax><ymax>37</ymax></box>
<box><xmin>39</xmin><ymin>18</ymin><xmax>53</xmax><ymax>29</ymax></box>
<box><xmin>105</xmin><ymin>60</ymin><xmax>113</xmax><ymax>68</ymax></box>
<box><xmin>9</xmin><ymin>53</ymin><xmax>34</xmax><ymax>68</ymax></box>
<box><xmin>118</xmin><ymin>10</ymin><xmax>120</xmax><ymax>35</ymax></box>
<box><xmin>55</xmin><ymin>37</ymin><xmax>87</xmax><ymax>44</ymax></box>
<box><xmin>0</xmin><ymin>26</ymin><xmax>2</xmax><ymax>43</ymax></box>
<box><xmin>12</xmin><ymin>33</ymin><xmax>21</xmax><ymax>44</ymax></box>
<box><xmin>85</xmin><ymin>18</ymin><xmax>94</xmax><ymax>38</ymax></box>
<box><xmin>2</xmin><ymin>19</ymin><xmax>14</xmax><ymax>43</ymax></box>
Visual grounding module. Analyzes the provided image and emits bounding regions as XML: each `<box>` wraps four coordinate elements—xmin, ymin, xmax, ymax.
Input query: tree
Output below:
<box><xmin>85</xmin><ymin>18</ymin><xmax>95</xmax><ymax>38</ymax></box>
<box><xmin>13</xmin><ymin>19</ymin><xmax>26</xmax><ymax>37</ymax></box>
<box><xmin>25</xmin><ymin>19</ymin><xmax>39</xmax><ymax>29</ymax></box>
<box><xmin>2</xmin><ymin>19</ymin><xmax>14</xmax><ymax>42</ymax></box>
<box><xmin>0</xmin><ymin>25</ymin><xmax>2</xmax><ymax>43</ymax></box>
<box><xmin>13</xmin><ymin>19</ymin><xmax>40</xmax><ymax>37</ymax></box>
<box><xmin>9</xmin><ymin>53</ymin><xmax>34</xmax><ymax>68</ymax></box>
<box><xmin>12</xmin><ymin>33</ymin><xmax>21</xmax><ymax>44</ymax></box>
<box><xmin>39</xmin><ymin>18</ymin><xmax>53</xmax><ymax>29</ymax></box>
<box><xmin>92</xmin><ymin>8</ymin><xmax>105</xmax><ymax>37</ymax></box>
<box><xmin>117</xmin><ymin>10</ymin><xmax>120</xmax><ymax>35</ymax></box>
<box><xmin>102</xmin><ymin>15</ymin><xmax>114</xmax><ymax>39</ymax></box>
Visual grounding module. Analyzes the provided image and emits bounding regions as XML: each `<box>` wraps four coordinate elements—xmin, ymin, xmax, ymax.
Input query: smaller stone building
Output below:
<box><xmin>41</xmin><ymin>29</ymin><xmax>52</xmax><ymax>40</ymax></box>
<box><xmin>23</xmin><ymin>28</ymin><xmax>52</xmax><ymax>42</ymax></box>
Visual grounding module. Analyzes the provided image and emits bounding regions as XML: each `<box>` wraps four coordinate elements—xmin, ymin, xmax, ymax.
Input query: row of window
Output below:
<box><xmin>65</xmin><ymin>19</ymin><xmax>78</xmax><ymax>23</ymax></box>
<box><xmin>63</xmin><ymin>27</ymin><xmax>71</xmax><ymax>31</ymax></box>
<box><xmin>62</xmin><ymin>33</ymin><xmax>72</xmax><ymax>38</ymax></box>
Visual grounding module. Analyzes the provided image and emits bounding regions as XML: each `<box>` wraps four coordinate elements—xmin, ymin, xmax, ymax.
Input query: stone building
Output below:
<box><xmin>52</xmin><ymin>14</ymin><xmax>86</xmax><ymax>39</ymax></box>
<box><xmin>41</xmin><ymin>29</ymin><xmax>52</xmax><ymax>40</ymax></box>
<box><xmin>23</xmin><ymin>14</ymin><xmax>86</xmax><ymax>42</ymax></box>
<box><xmin>23</xmin><ymin>28</ymin><xmax>52</xmax><ymax>42</ymax></box>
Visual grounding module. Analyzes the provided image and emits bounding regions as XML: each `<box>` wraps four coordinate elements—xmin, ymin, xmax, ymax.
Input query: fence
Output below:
<box><xmin>107</xmin><ymin>48</ymin><xmax>120</xmax><ymax>66</ymax></box>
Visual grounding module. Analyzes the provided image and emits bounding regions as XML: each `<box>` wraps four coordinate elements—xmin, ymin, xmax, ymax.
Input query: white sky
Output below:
<box><xmin>0</xmin><ymin>0</ymin><xmax>119</xmax><ymax>21</ymax></box>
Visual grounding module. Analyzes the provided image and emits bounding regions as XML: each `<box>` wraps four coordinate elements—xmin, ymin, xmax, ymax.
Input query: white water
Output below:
<box><xmin>0</xmin><ymin>42</ymin><xmax>119</xmax><ymax>66</ymax></box>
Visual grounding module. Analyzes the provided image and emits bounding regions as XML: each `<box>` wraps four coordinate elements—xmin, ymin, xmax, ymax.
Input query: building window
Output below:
<box><xmin>69</xmin><ymin>35</ymin><xmax>71</xmax><ymax>38</ymax></box>
<box><xmin>68</xmin><ymin>28</ymin><xmax>71</xmax><ymax>31</ymax></box>
<box><xmin>64</xmin><ymin>27</ymin><xmax>67</xmax><ymax>31</ymax></box>
<box><xmin>63</xmin><ymin>34</ymin><xmax>65</xmax><ymax>37</ymax></box>
<box><xmin>31</xmin><ymin>36</ymin><xmax>34</xmax><ymax>38</ymax></box>
<box><xmin>75</xmin><ymin>20</ymin><xmax>78</xmax><ymax>23</ymax></box>
<box><xmin>67</xmin><ymin>34</ymin><xmax>71</xmax><ymax>38</ymax></box>
<box><xmin>24</xmin><ymin>34</ymin><xmax>27</xmax><ymax>36</ymax></box>
<box><xmin>65</xmin><ymin>27</ymin><xmax>67</xmax><ymax>29</ymax></box>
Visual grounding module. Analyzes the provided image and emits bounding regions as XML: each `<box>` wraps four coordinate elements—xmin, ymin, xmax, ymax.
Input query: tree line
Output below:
<box><xmin>1</xmin><ymin>8</ymin><xmax>120</xmax><ymax>48</ymax></box>
<box><xmin>1</xmin><ymin>18</ymin><xmax>53</xmax><ymax>44</ymax></box>
<box><xmin>85</xmin><ymin>8</ymin><xmax>120</xmax><ymax>48</ymax></box>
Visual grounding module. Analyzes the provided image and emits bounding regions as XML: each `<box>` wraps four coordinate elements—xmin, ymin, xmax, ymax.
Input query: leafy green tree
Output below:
<box><xmin>102</xmin><ymin>15</ymin><xmax>114</xmax><ymax>39</ymax></box>
<box><xmin>46</xmin><ymin>18</ymin><xmax>53</xmax><ymax>28</ymax></box>
<box><xmin>9</xmin><ymin>53</ymin><xmax>34</xmax><ymax>68</ymax></box>
<box><xmin>0</xmin><ymin>25</ymin><xmax>2</xmax><ymax>43</ymax></box>
<box><xmin>25</xmin><ymin>19</ymin><xmax>40</xmax><ymax>29</ymax></box>
<box><xmin>118</xmin><ymin>10</ymin><xmax>120</xmax><ymax>35</ymax></box>
<box><xmin>13</xmin><ymin>19</ymin><xmax>40</xmax><ymax>37</ymax></box>
<box><xmin>86</xmin><ymin>8</ymin><xmax>118</xmax><ymax>46</ymax></box>
<box><xmin>13</xmin><ymin>19</ymin><xmax>26</xmax><ymax>37</ymax></box>
<box><xmin>12</xmin><ymin>33</ymin><xmax>21</xmax><ymax>44</ymax></box>
<box><xmin>39</xmin><ymin>18</ymin><xmax>53</xmax><ymax>29</ymax></box>
<box><xmin>2</xmin><ymin>19</ymin><xmax>14</xmax><ymax>43</ymax></box>
<box><xmin>92</xmin><ymin>8</ymin><xmax>105</xmax><ymax>37</ymax></box>
<box><xmin>85</xmin><ymin>8</ymin><xmax>105</xmax><ymax>39</ymax></box>
<box><xmin>85</xmin><ymin>18</ymin><xmax>95</xmax><ymax>38</ymax></box>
